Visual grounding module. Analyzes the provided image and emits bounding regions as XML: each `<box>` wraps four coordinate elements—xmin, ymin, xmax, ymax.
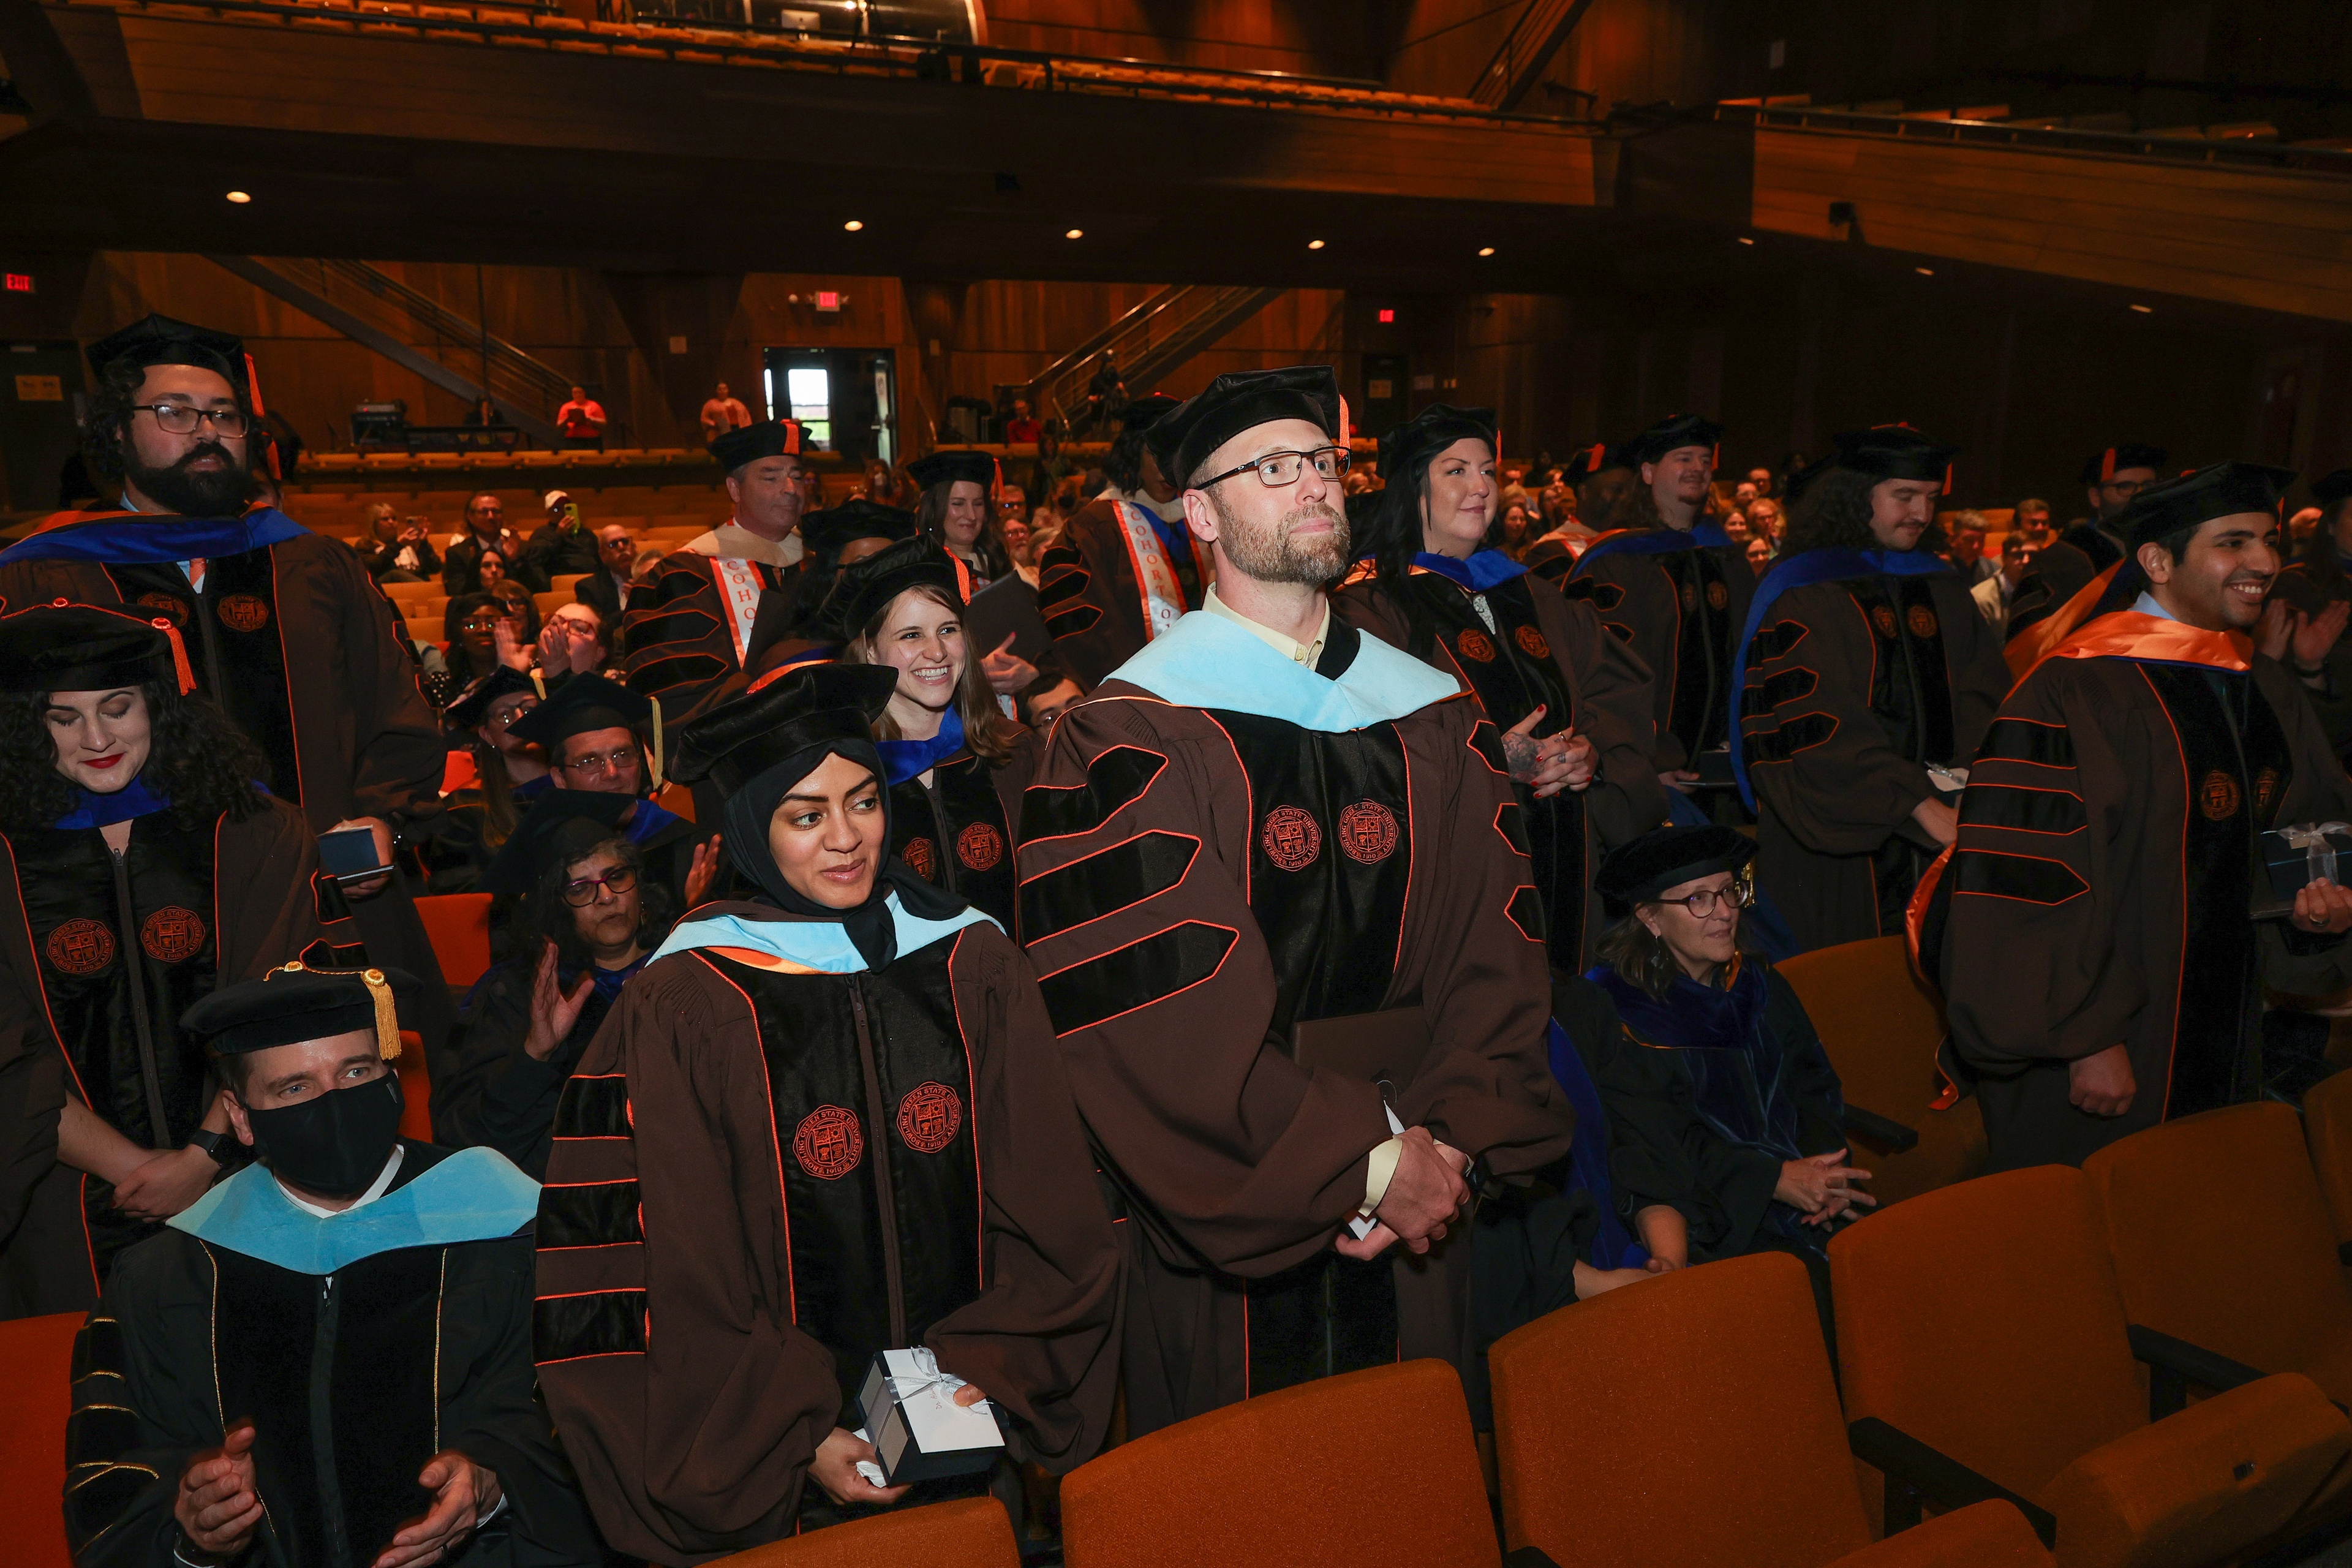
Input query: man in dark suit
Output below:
<box><xmin>573</xmin><ymin>521</ymin><xmax>639</xmax><ymax>644</ymax></box>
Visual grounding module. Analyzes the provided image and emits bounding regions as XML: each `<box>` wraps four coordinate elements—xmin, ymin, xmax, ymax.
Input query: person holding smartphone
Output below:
<box><xmin>0</xmin><ymin>601</ymin><xmax>363</xmax><ymax>1318</ymax></box>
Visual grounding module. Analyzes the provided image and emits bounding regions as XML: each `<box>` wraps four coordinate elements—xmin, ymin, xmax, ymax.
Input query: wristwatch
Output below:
<box><xmin>187</xmin><ymin>1129</ymin><xmax>228</xmax><ymax>1164</ymax></box>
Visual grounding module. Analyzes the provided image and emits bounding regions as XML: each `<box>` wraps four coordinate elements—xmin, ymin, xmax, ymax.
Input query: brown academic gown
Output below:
<box><xmin>1017</xmin><ymin>631</ymin><xmax>1573</xmax><ymax>1436</ymax></box>
<box><xmin>0</xmin><ymin>797</ymin><xmax>349</xmax><ymax>1317</ymax></box>
<box><xmin>1332</xmin><ymin>564</ymin><xmax>1667</xmax><ymax>969</ymax></box>
<box><xmin>1932</xmin><ymin>615</ymin><xmax>2352</xmax><ymax>1170</ymax></box>
<box><xmin>0</xmin><ymin>510</ymin><xmax>451</xmax><ymax>1037</ymax></box>
<box><xmin>1562</xmin><ymin>525</ymin><xmax>1755</xmax><ymax>774</ymax></box>
<box><xmin>1034</xmin><ymin>497</ymin><xmax>1213</xmax><ymax>688</ymax></box>
<box><xmin>622</xmin><ymin>549</ymin><xmax>796</xmax><ymax>721</ymax></box>
<box><xmin>532</xmin><ymin>907</ymin><xmax>1118</xmax><ymax>1566</ymax></box>
<box><xmin>889</xmin><ymin>726</ymin><xmax>1038</xmax><ymax>938</ymax></box>
<box><xmin>1738</xmin><ymin>561</ymin><xmax>2009</xmax><ymax>952</ymax></box>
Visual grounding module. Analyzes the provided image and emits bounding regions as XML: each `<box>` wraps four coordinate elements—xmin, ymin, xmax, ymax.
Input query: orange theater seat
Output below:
<box><xmin>2302</xmin><ymin>1069</ymin><xmax>2352</xmax><ymax>1259</ymax></box>
<box><xmin>1061</xmin><ymin>1360</ymin><xmax>1496</xmax><ymax>1568</ymax></box>
<box><xmin>414</xmin><ymin>892</ymin><xmax>494</xmax><ymax>988</ymax></box>
<box><xmin>704</xmin><ymin>1496</ymin><xmax>1018</xmax><ymax>1567</ymax></box>
<box><xmin>2086</xmin><ymin>1103</ymin><xmax>2352</xmax><ymax>1423</ymax></box>
<box><xmin>1776</xmin><ymin>937</ymin><xmax>1985</xmax><ymax>1205</ymax></box>
<box><xmin>1493</xmin><ymin>1251</ymin><xmax>2051</xmax><ymax>1568</ymax></box>
<box><xmin>395</xmin><ymin>1029</ymin><xmax>433</xmax><ymax>1140</ymax></box>
<box><xmin>1</xmin><ymin>1311</ymin><xmax>81</xmax><ymax>1568</ymax></box>
<box><xmin>1833</xmin><ymin>1165</ymin><xmax>2352</xmax><ymax>1568</ymax></box>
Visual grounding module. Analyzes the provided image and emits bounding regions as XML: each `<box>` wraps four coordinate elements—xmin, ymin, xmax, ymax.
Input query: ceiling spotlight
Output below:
<box><xmin>225</xmin><ymin>190</ymin><xmax>252</xmax><ymax>204</ymax></box>
<box><xmin>2129</xmin><ymin>303</ymin><xmax>2154</xmax><ymax>314</ymax></box>
<box><xmin>843</xmin><ymin>219</ymin><xmax>864</xmax><ymax>232</ymax></box>
<box><xmin>1307</xmin><ymin>239</ymin><xmax>1325</xmax><ymax>251</ymax></box>
<box><xmin>1065</xmin><ymin>228</ymin><xmax>1084</xmax><ymax>239</ymax></box>
<box><xmin>1736</xmin><ymin>236</ymin><xmax>1755</xmax><ymax>245</ymax></box>
<box><xmin>1477</xmin><ymin>246</ymin><xmax>1496</xmax><ymax>257</ymax></box>
<box><xmin>1915</xmin><ymin>266</ymin><xmax>1935</xmax><ymax>276</ymax></box>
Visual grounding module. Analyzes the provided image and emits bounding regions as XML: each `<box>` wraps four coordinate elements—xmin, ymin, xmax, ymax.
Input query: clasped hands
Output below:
<box><xmin>177</xmin><ymin>1421</ymin><xmax>500</xmax><ymax>1567</ymax></box>
<box><xmin>1335</xmin><ymin>1126</ymin><xmax>1471</xmax><ymax>1261</ymax></box>
<box><xmin>1501</xmin><ymin>706</ymin><xmax>1596</xmax><ymax>799</ymax></box>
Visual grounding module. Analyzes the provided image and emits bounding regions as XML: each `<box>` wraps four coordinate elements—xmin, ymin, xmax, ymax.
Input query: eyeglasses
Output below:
<box><xmin>1198</xmin><ymin>446</ymin><xmax>1352</xmax><ymax>491</ymax></box>
<box><xmin>458</xmin><ymin>615</ymin><xmax>505</xmax><ymax>632</ymax></box>
<box><xmin>1666</xmin><ymin>881</ymin><xmax>1754</xmax><ymax>918</ymax></box>
<box><xmin>139</xmin><ymin>403</ymin><xmax>249</xmax><ymax>437</ymax></box>
<box><xmin>562</xmin><ymin>745</ymin><xmax>639</xmax><ymax>779</ymax></box>
<box><xmin>490</xmin><ymin>698</ymin><xmax>539</xmax><ymax>728</ymax></box>
<box><xmin>560</xmin><ymin>865</ymin><xmax>638</xmax><ymax>906</ymax></box>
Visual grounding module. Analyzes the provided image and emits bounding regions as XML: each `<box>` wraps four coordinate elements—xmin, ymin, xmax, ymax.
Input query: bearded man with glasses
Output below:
<box><xmin>0</xmin><ymin>313</ymin><xmax>456</xmax><ymax>1054</ymax></box>
<box><xmin>1015</xmin><ymin>366</ymin><xmax>1572</xmax><ymax>1433</ymax></box>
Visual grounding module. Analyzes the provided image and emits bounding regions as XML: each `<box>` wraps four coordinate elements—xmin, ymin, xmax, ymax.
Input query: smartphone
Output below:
<box><xmin>318</xmin><ymin>825</ymin><xmax>392</xmax><ymax>883</ymax></box>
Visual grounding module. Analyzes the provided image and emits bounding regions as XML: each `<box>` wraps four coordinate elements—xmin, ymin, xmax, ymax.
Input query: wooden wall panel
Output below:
<box><xmin>982</xmin><ymin>1</ymin><xmax>1405</xmax><ymax>81</ymax></box>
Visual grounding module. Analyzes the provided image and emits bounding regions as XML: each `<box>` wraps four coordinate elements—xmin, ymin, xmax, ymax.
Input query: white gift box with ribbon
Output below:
<box><xmin>854</xmin><ymin>1347</ymin><xmax>1006</xmax><ymax>1486</ymax></box>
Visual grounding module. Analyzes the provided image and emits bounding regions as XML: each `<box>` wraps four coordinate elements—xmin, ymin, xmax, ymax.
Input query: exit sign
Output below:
<box><xmin>1376</xmin><ymin>308</ymin><xmax>1395</xmax><ymax>323</ymax></box>
<box><xmin>814</xmin><ymin>291</ymin><xmax>840</xmax><ymax>313</ymax></box>
<box><xmin>3</xmin><ymin>274</ymin><xmax>30</xmax><ymax>293</ymax></box>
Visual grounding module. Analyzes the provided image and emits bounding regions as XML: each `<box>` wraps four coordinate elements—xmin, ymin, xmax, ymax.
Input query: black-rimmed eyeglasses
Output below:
<box><xmin>561</xmin><ymin>866</ymin><xmax>638</xmax><ymax>906</ymax></box>
<box><xmin>1197</xmin><ymin>446</ymin><xmax>1351</xmax><ymax>491</ymax></box>
<box><xmin>1666</xmin><ymin>882</ymin><xmax>1754</xmax><ymax>918</ymax></box>
<box><xmin>139</xmin><ymin>404</ymin><xmax>249</xmax><ymax>437</ymax></box>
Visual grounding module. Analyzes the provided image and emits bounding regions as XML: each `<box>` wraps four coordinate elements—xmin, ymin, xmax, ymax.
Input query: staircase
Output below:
<box><xmin>205</xmin><ymin>256</ymin><xmax>570</xmax><ymax>444</ymax></box>
<box><xmin>1002</xmin><ymin>283</ymin><xmax>1289</xmax><ymax>434</ymax></box>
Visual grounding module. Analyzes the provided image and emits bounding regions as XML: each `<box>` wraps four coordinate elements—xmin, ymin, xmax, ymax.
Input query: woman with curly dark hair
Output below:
<box><xmin>0</xmin><ymin>602</ymin><xmax>355</xmax><ymax>1316</ymax></box>
<box><xmin>1332</xmin><ymin>404</ymin><xmax>1664</xmax><ymax>970</ymax></box>
<box><xmin>431</xmin><ymin>793</ymin><xmax>670</xmax><ymax>1176</ymax></box>
<box><xmin>821</xmin><ymin>537</ymin><xmax>1035</xmax><ymax>930</ymax></box>
<box><xmin>1729</xmin><ymin>425</ymin><xmax>2010</xmax><ymax>951</ymax></box>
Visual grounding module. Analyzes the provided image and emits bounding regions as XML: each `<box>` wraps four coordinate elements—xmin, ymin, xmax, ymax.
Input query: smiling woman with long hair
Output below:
<box><xmin>529</xmin><ymin>661</ymin><xmax>1117</xmax><ymax>1557</ymax></box>
<box><xmin>821</xmin><ymin>537</ymin><xmax>1036</xmax><ymax>930</ymax></box>
<box><xmin>0</xmin><ymin>601</ymin><xmax>354</xmax><ymax>1316</ymax></box>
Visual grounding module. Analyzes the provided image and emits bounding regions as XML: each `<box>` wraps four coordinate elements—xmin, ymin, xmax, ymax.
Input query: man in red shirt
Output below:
<box><xmin>556</xmin><ymin>385</ymin><xmax>607</xmax><ymax>450</ymax></box>
<box><xmin>1005</xmin><ymin>397</ymin><xmax>1043</xmax><ymax>445</ymax></box>
<box><xmin>698</xmin><ymin>381</ymin><xmax>752</xmax><ymax>442</ymax></box>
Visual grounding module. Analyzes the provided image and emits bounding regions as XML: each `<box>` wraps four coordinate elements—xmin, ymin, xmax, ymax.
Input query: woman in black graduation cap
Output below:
<box><xmin>1569</xmin><ymin>825</ymin><xmax>1869</xmax><ymax>1316</ymax></box>
<box><xmin>908</xmin><ymin>449</ymin><xmax>1012</xmax><ymax>588</ymax></box>
<box><xmin>418</xmin><ymin>666</ymin><xmax>547</xmax><ymax>894</ymax></box>
<box><xmin>0</xmin><ymin>601</ymin><xmax>359</xmax><ymax>1316</ymax></box>
<box><xmin>1335</xmin><ymin>404</ymin><xmax>1666</xmax><ymax>971</ymax></box>
<box><xmin>432</xmin><ymin>791</ymin><xmax>671</xmax><ymax>1175</ymax></box>
<box><xmin>816</xmin><ymin>538</ymin><xmax>1037</xmax><ymax>931</ymax></box>
<box><xmin>532</xmin><ymin>662</ymin><xmax>1117</xmax><ymax>1561</ymax></box>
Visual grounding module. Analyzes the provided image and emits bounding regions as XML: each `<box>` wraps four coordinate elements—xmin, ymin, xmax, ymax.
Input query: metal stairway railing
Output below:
<box><xmin>1002</xmin><ymin>282</ymin><xmax>1289</xmax><ymax>434</ymax></box>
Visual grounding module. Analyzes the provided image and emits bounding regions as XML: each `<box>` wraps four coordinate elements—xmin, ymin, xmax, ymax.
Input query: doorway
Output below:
<box><xmin>763</xmin><ymin>347</ymin><xmax>897</xmax><ymax>464</ymax></box>
<box><xmin>1360</xmin><ymin>353</ymin><xmax>1409</xmax><ymax>439</ymax></box>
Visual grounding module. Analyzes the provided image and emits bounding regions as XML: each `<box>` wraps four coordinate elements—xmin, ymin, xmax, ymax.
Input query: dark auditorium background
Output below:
<box><xmin>4</xmin><ymin>0</ymin><xmax>2352</xmax><ymax>507</ymax></box>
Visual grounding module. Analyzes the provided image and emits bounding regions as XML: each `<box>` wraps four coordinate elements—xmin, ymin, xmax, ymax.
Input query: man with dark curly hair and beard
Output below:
<box><xmin>1016</xmin><ymin>366</ymin><xmax>1572</xmax><ymax>1434</ymax></box>
<box><xmin>0</xmin><ymin>314</ymin><xmax>455</xmax><ymax>1059</ymax></box>
<box><xmin>1729</xmin><ymin>426</ymin><xmax>2010</xmax><ymax>950</ymax></box>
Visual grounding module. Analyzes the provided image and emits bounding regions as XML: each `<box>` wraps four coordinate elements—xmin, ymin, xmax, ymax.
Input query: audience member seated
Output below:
<box><xmin>1972</xmin><ymin>531</ymin><xmax>2037</xmax><ymax>633</ymax></box>
<box><xmin>505</xmin><ymin>673</ymin><xmax>719</xmax><ymax>911</ymax></box>
<box><xmin>532</xmin><ymin>663</ymin><xmax>1118</xmax><ymax>1559</ymax></box>
<box><xmin>421</xmin><ymin>668</ymin><xmax>545</xmax><ymax>894</ymax></box>
<box><xmin>435</xmin><ymin>794</ymin><xmax>668</xmax><ymax>1175</ymax></box>
<box><xmin>1017</xmin><ymin>671</ymin><xmax>1085</xmax><ymax>737</ymax></box>
<box><xmin>820</xmin><ymin>540</ymin><xmax>1038</xmax><ymax>931</ymax></box>
<box><xmin>575</xmin><ymin>521</ymin><xmax>642</xmax><ymax>624</ymax></box>
<box><xmin>352</xmin><ymin>501</ymin><xmax>442</xmax><ymax>583</ymax></box>
<box><xmin>699</xmin><ymin>380</ymin><xmax>751</xmax><ymax>441</ymax></box>
<box><xmin>0</xmin><ymin>603</ymin><xmax>359</xmax><ymax>1317</ymax></box>
<box><xmin>1575</xmin><ymin>826</ymin><xmax>1870</xmax><ymax>1333</ymax></box>
<box><xmin>537</xmin><ymin>600</ymin><xmax>612</xmax><ymax>678</ymax></box>
<box><xmin>65</xmin><ymin>966</ymin><xmax>600</xmax><ymax>1567</ymax></box>
<box><xmin>443</xmin><ymin>591</ymin><xmax>530</xmax><ymax>688</ymax></box>
<box><xmin>1005</xmin><ymin>398</ymin><xmax>1043</xmax><ymax>445</ymax></box>
<box><xmin>519</xmin><ymin>489</ymin><xmax>600</xmax><ymax>587</ymax></box>
<box><xmin>442</xmin><ymin>492</ymin><xmax>524</xmax><ymax>596</ymax></box>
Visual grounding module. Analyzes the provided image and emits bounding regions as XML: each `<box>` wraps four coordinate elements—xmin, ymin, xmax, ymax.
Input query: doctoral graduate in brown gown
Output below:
<box><xmin>1035</xmin><ymin>394</ymin><xmax>1215</xmax><ymax>687</ymax></box>
<box><xmin>533</xmin><ymin>663</ymin><xmax>1117</xmax><ymax>1565</ymax></box>
<box><xmin>0</xmin><ymin>315</ymin><xmax>450</xmax><ymax>1042</ymax></box>
<box><xmin>1335</xmin><ymin>404</ymin><xmax>1666</xmax><ymax>971</ymax></box>
<box><xmin>1019</xmin><ymin>369</ymin><xmax>1572</xmax><ymax>1436</ymax></box>
<box><xmin>1732</xmin><ymin>426</ymin><xmax>2010</xmax><ymax>952</ymax></box>
<box><xmin>1926</xmin><ymin>463</ymin><xmax>2352</xmax><ymax>1172</ymax></box>
<box><xmin>0</xmin><ymin>603</ymin><xmax>356</xmax><ymax>1318</ymax></box>
<box><xmin>1562</xmin><ymin>415</ymin><xmax>1755</xmax><ymax>791</ymax></box>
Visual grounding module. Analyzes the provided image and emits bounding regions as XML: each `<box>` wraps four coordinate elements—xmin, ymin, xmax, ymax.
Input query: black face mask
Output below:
<box><xmin>243</xmin><ymin>1072</ymin><xmax>405</xmax><ymax>1199</ymax></box>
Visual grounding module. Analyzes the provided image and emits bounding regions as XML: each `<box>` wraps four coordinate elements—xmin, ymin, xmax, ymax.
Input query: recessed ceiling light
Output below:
<box><xmin>1736</xmin><ymin>236</ymin><xmax>1755</xmax><ymax>245</ymax></box>
<box><xmin>1307</xmin><ymin>239</ymin><xmax>1325</xmax><ymax>251</ymax></box>
<box><xmin>2129</xmin><ymin>303</ymin><xmax>2154</xmax><ymax>314</ymax></box>
<box><xmin>225</xmin><ymin>190</ymin><xmax>252</xmax><ymax>204</ymax></box>
<box><xmin>1915</xmin><ymin>266</ymin><xmax>1935</xmax><ymax>276</ymax></box>
<box><xmin>1065</xmin><ymin>228</ymin><xmax>1084</xmax><ymax>239</ymax></box>
<box><xmin>1477</xmin><ymin>246</ymin><xmax>1496</xmax><ymax>257</ymax></box>
<box><xmin>842</xmin><ymin>219</ymin><xmax>864</xmax><ymax>232</ymax></box>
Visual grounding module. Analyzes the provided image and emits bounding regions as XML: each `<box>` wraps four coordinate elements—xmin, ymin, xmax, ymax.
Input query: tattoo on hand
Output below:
<box><xmin>1502</xmin><ymin>731</ymin><xmax>1540</xmax><ymax>782</ymax></box>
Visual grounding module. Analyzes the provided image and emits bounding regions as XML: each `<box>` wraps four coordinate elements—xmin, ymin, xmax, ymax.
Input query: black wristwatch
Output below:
<box><xmin>187</xmin><ymin>1129</ymin><xmax>228</xmax><ymax>1164</ymax></box>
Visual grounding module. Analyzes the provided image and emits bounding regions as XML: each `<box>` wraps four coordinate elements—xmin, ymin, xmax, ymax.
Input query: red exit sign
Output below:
<box><xmin>3</xmin><ymin>274</ymin><xmax>31</xmax><ymax>293</ymax></box>
<box><xmin>1376</xmin><ymin>307</ymin><xmax>1395</xmax><ymax>323</ymax></box>
<box><xmin>814</xmin><ymin>290</ymin><xmax>840</xmax><ymax>312</ymax></box>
